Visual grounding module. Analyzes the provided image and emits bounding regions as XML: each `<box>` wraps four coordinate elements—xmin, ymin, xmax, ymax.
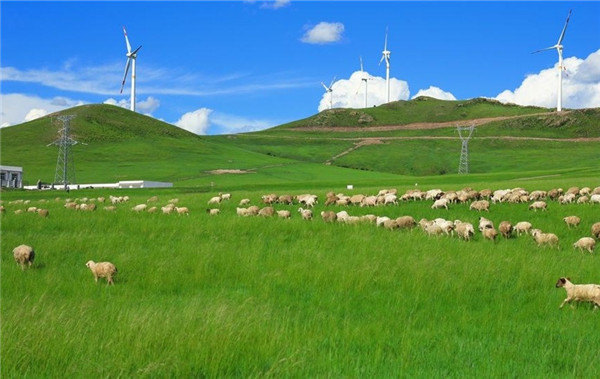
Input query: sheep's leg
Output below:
<box><xmin>560</xmin><ymin>298</ymin><xmax>572</xmax><ymax>309</ymax></box>
<box><xmin>94</xmin><ymin>275</ymin><xmax>98</xmax><ymax>283</ymax></box>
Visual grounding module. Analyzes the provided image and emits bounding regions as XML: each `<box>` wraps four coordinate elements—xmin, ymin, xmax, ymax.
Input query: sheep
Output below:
<box><xmin>147</xmin><ymin>207</ymin><xmax>157</xmax><ymax>213</ymax></box>
<box><xmin>132</xmin><ymin>204</ymin><xmax>147</xmax><ymax>212</ymax></box>
<box><xmin>563</xmin><ymin>216</ymin><xmax>581</xmax><ymax>228</ymax></box>
<box><xmin>336</xmin><ymin>211</ymin><xmax>350</xmax><ymax>223</ymax></box>
<box><xmin>360</xmin><ymin>196</ymin><xmax>377</xmax><ymax>207</ymax></box>
<box><xmin>424</xmin><ymin>222</ymin><xmax>444</xmax><ymax>236</ymax></box>
<box><xmin>298</xmin><ymin>195</ymin><xmax>317</xmax><ymax>208</ymax></box>
<box><xmin>529</xmin><ymin>190</ymin><xmax>547</xmax><ymax>200</ymax></box>
<box><xmin>499</xmin><ymin>221</ymin><xmax>513</xmax><ymax>239</ymax></box>
<box><xmin>590</xmin><ymin>194</ymin><xmax>600</xmax><ymax>204</ymax></box>
<box><xmin>566</xmin><ymin>186</ymin><xmax>580</xmax><ymax>196</ymax></box>
<box><xmin>336</xmin><ymin>198</ymin><xmax>350</xmax><ymax>206</ymax></box>
<box><xmin>80</xmin><ymin>203</ymin><xmax>96</xmax><ymax>212</ymax></box>
<box><xmin>247</xmin><ymin>206</ymin><xmax>260</xmax><ymax>216</ymax></box>
<box><xmin>168</xmin><ymin>198</ymin><xmax>179</xmax><ymax>204</ymax></box>
<box><xmin>376</xmin><ymin>216</ymin><xmax>391</xmax><ymax>227</ymax></box>
<box><xmin>455</xmin><ymin>222</ymin><xmax>475</xmax><ymax>241</ymax></box>
<box><xmin>431</xmin><ymin>198</ymin><xmax>449</xmax><ymax>210</ymax></box>
<box><xmin>85</xmin><ymin>260</ymin><xmax>117</xmax><ymax>285</ymax></box>
<box><xmin>548</xmin><ymin>188</ymin><xmax>562</xmax><ymax>200</ymax></box>
<box><xmin>207</xmin><ymin>208</ymin><xmax>220</xmax><ymax>215</ymax></box>
<box><xmin>580</xmin><ymin>187</ymin><xmax>591</xmax><ymax>196</ymax></box>
<box><xmin>478</xmin><ymin>217</ymin><xmax>494</xmax><ymax>232</ymax></box>
<box><xmin>175</xmin><ymin>207</ymin><xmax>189</xmax><ymax>215</ymax></box>
<box><xmin>433</xmin><ymin>218</ymin><xmax>454</xmax><ymax>235</ymax></box>
<box><xmin>479</xmin><ymin>189</ymin><xmax>492</xmax><ymax>199</ymax></box>
<box><xmin>147</xmin><ymin>196</ymin><xmax>159</xmax><ymax>203</ymax></box>
<box><xmin>0</xmin><ymin>205</ymin><xmax>5</xmax><ymax>214</ymax></box>
<box><xmin>361</xmin><ymin>214</ymin><xmax>377</xmax><ymax>224</ymax></box>
<box><xmin>262</xmin><ymin>194</ymin><xmax>278</xmax><ymax>205</ymax></box>
<box><xmin>383</xmin><ymin>219</ymin><xmax>399</xmax><ymax>230</ymax></box>
<box><xmin>529</xmin><ymin>201</ymin><xmax>547</xmax><ymax>211</ymax></box>
<box><xmin>161</xmin><ymin>205</ymin><xmax>175</xmax><ymax>214</ymax></box>
<box><xmin>97</xmin><ymin>197</ymin><xmax>106</xmax><ymax>203</ymax></box>
<box><xmin>425</xmin><ymin>189</ymin><xmax>444</xmax><ymax>200</ymax></box>
<box><xmin>27</xmin><ymin>206</ymin><xmax>38</xmax><ymax>213</ymax></box>
<box><xmin>104</xmin><ymin>206</ymin><xmax>117</xmax><ymax>212</ymax></box>
<box><xmin>37</xmin><ymin>209</ymin><xmax>49</xmax><ymax>218</ymax></box>
<box><xmin>321</xmin><ymin>211</ymin><xmax>337</xmax><ymax>223</ymax></box>
<box><xmin>531</xmin><ymin>229</ymin><xmax>559</xmax><ymax>248</ymax></box>
<box><xmin>592</xmin><ymin>222</ymin><xmax>600</xmax><ymax>239</ymax></box>
<box><xmin>14</xmin><ymin>209</ymin><xmax>24</xmax><ymax>215</ymax></box>
<box><xmin>383</xmin><ymin>194</ymin><xmax>398</xmax><ymax>205</ymax></box>
<box><xmin>482</xmin><ymin>227</ymin><xmax>498</xmax><ymax>241</ymax></box>
<box><xmin>593</xmin><ymin>187</ymin><xmax>600</xmax><ymax>195</ymax></box>
<box><xmin>276</xmin><ymin>210</ymin><xmax>291</xmax><ymax>219</ymax></box>
<box><xmin>514</xmin><ymin>221</ymin><xmax>532</xmax><ymax>236</ymax></box>
<box><xmin>555</xmin><ymin>277</ymin><xmax>600</xmax><ymax>309</ymax></box>
<box><xmin>325</xmin><ymin>194</ymin><xmax>339</xmax><ymax>206</ymax></box>
<box><xmin>236</xmin><ymin>207</ymin><xmax>251</xmax><ymax>216</ymax></box>
<box><xmin>573</xmin><ymin>237</ymin><xmax>595</xmax><ymax>254</ymax></box>
<box><xmin>208</xmin><ymin>196</ymin><xmax>222</xmax><ymax>205</ymax></box>
<box><xmin>13</xmin><ymin>244</ymin><xmax>35</xmax><ymax>270</ymax></box>
<box><xmin>395</xmin><ymin>216</ymin><xmax>416</xmax><ymax>229</ymax></box>
<box><xmin>577</xmin><ymin>196</ymin><xmax>589</xmax><ymax>204</ymax></box>
<box><xmin>239</xmin><ymin>198</ymin><xmax>250</xmax><ymax>206</ymax></box>
<box><xmin>219</xmin><ymin>193</ymin><xmax>231</xmax><ymax>201</ymax></box>
<box><xmin>258</xmin><ymin>206</ymin><xmax>275</xmax><ymax>217</ymax></box>
<box><xmin>277</xmin><ymin>195</ymin><xmax>293</xmax><ymax>205</ymax></box>
<box><xmin>559</xmin><ymin>193</ymin><xmax>576</xmax><ymax>204</ymax></box>
<box><xmin>345</xmin><ymin>216</ymin><xmax>362</xmax><ymax>225</ymax></box>
<box><xmin>469</xmin><ymin>200</ymin><xmax>490</xmax><ymax>212</ymax></box>
<box><xmin>298</xmin><ymin>207</ymin><xmax>313</xmax><ymax>220</ymax></box>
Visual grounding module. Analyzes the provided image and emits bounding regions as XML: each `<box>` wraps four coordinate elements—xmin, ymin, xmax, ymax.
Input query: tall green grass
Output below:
<box><xmin>2</xmin><ymin>184</ymin><xmax>600</xmax><ymax>376</ymax></box>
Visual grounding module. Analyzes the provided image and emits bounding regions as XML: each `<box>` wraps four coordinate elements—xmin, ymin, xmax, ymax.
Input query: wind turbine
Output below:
<box><xmin>356</xmin><ymin>56</ymin><xmax>372</xmax><ymax>108</ymax></box>
<box><xmin>532</xmin><ymin>9</ymin><xmax>571</xmax><ymax>112</ymax></box>
<box><xmin>321</xmin><ymin>76</ymin><xmax>336</xmax><ymax>110</ymax></box>
<box><xmin>379</xmin><ymin>27</ymin><xmax>391</xmax><ymax>103</ymax></box>
<box><xmin>120</xmin><ymin>26</ymin><xmax>142</xmax><ymax>112</ymax></box>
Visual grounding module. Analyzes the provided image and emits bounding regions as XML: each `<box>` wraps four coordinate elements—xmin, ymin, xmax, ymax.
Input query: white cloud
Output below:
<box><xmin>24</xmin><ymin>108</ymin><xmax>49</xmax><ymax>122</ymax></box>
<box><xmin>317</xmin><ymin>71</ymin><xmax>410</xmax><ymax>111</ymax></box>
<box><xmin>103</xmin><ymin>96</ymin><xmax>160</xmax><ymax>114</ymax></box>
<box><xmin>261</xmin><ymin>0</ymin><xmax>290</xmax><ymax>9</ymax></box>
<box><xmin>496</xmin><ymin>49</ymin><xmax>600</xmax><ymax>109</ymax></box>
<box><xmin>412</xmin><ymin>86</ymin><xmax>457</xmax><ymax>101</ymax></box>
<box><xmin>174</xmin><ymin>108</ymin><xmax>212</xmax><ymax>135</ymax></box>
<box><xmin>211</xmin><ymin>113</ymin><xmax>275</xmax><ymax>134</ymax></box>
<box><xmin>301</xmin><ymin>22</ymin><xmax>344</xmax><ymax>44</ymax></box>
<box><xmin>0</xmin><ymin>93</ymin><xmax>85</xmax><ymax>127</ymax></box>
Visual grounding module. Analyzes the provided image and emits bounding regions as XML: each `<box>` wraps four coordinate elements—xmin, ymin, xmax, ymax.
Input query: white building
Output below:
<box><xmin>0</xmin><ymin>165</ymin><xmax>23</xmax><ymax>188</ymax></box>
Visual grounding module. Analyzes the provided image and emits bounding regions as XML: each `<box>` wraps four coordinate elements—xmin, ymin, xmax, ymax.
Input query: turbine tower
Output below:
<box><xmin>457</xmin><ymin>125</ymin><xmax>475</xmax><ymax>174</ymax></box>
<box><xmin>320</xmin><ymin>76</ymin><xmax>336</xmax><ymax>110</ymax></box>
<box><xmin>120</xmin><ymin>26</ymin><xmax>142</xmax><ymax>112</ymax></box>
<box><xmin>532</xmin><ymin>9</ymin><xmax>571</xmax><ymax>112</ymax></box>
<box><xmin>356</xmin><ymin>56</ymin><xmax>372</xmax><ymax>108</ymax></box>
<box><xmin>379</xmin><ymin>27</ymin><xmax>391</xmax><ymax>103</ymax></box>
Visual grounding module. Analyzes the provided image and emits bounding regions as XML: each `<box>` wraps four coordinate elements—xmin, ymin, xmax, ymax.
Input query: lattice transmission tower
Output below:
<box><xmin>48</xmin><ymin>115</ymin><xmax>78</xmax><ymax>189</ymax></box>
<box><xmin>457</xmin><ymin>125</ymin><xmax>475</xmax><ymax>174</ymax></box>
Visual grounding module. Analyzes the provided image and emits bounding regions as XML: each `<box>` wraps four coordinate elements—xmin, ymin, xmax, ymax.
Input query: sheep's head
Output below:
<box><xmin>555</xmin><ymin>277</ymin><xmax>570</xmax><ymax>288</ymax></box>
<box><xmin>531</xmin><ymin>229</ymin><xmax>541</xmax><ymax>237</ymax></box>
<box><xmin>85</xmin><ymin>260</ymin><xmax>94</xmax><ymax>268</ymax></box>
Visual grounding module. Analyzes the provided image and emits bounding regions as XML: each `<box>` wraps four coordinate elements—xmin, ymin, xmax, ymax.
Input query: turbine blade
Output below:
<box><xmin>379</xmin><ymin>54</ymin><xmax>385</xmax><ymax>65</ymax></box>
<box><xmin>321</xmin><ymin>82</ymin><xmax>329</xmax><ymax>91</ymax></box>
<box><xmin>360</xmin><ymin>56</ymin><xmax>363</xmax><ymax>72</ymax></box>
<box><xmin>329</xmin><ymin>76</ymin><xmax>336</xmax><ymax>88</ymax></box>
<box><xmin>531</xmin><ymin>46</ymin><xmax>556</xmax><ymax>54</ymax></box>
<box><xmin>120</xmin><ymin>58</ymin><xmax>131</xmax><ymax>93</ymax></box>
<box><xmin>384</xmin><ymin>27</ymin><xmax>388</xmax><ymax>50</ymax></box>
<box><xmin>131</xmin><ymin>45</ymin><xmax>142</xmax><ymax>55</ymax></box>
<box><xmin>123</xmin><ymin>26</ymin><xmax>132</xmax><ymax>53</ymax></box>
<box><xmin>557</xmin><ymin>9</ymin><xmax>572</xmax><ymax>45</ymax></box>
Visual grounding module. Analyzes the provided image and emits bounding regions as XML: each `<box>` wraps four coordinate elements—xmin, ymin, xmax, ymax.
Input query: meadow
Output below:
<box><xmin>2</xmin><ymin>180</ymin><xmax>600</xmax><ymax>377</ymax></box>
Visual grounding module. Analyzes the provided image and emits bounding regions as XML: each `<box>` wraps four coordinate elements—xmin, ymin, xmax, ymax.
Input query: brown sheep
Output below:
<box><xmin>395</xmin><ymin>216</ymin><xmax>416</xmax><ymax>229</ymax></box>
<box><xmin>563</xmin><ymin>216</ymin><xmax>581</xmax><ymax>228</ymax></box>
<box><xmin>321</xmin><ymin>211</ymin><xmax>337</xmax><ymax>223</ymax></box>
<box><xmin>499</xmin><ymin>221</ymin><xmax>513</xmax><ymax>239</ymax></box>
<box><xmin>482</xmin><ymin>227</ymin><xmax>498</xmax><ymax>242</ymax></box>
<box><xmin>37</xmin><ymin>209</ymin><xmax>49</xmax><ymax>218</ymax></box>
<box><xmin>13</xmin><ymin>244</ymin><xmax>35</xmax><ymax>270</ymax></box>
<box><xmin>258</xmin><ymin>206</ymin><xmax>275</xmax><ymax>217</ymax></box>
<box><xmin>592</xmin><ymin>222</ymin><xmax>600</xmax><ymax>240</ymax></box>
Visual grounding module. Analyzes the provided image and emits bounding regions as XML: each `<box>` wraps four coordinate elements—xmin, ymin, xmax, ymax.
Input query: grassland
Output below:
<box><xmin>2</xmin><ymin>182</ymin><xmax>600</xmax><ymax>376</ymax></box>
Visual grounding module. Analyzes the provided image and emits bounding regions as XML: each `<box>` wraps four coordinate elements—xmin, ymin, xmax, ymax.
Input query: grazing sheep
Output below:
<box><xmin>592</xmin><ymin>222</ymin><xmax>600</xmax><ymax>239</ymax></box>
<box><xmin>479</xmin><ymin>189</ymin><xmax>493</xmax><ymax>199</ymax></box>
<box><xmin>573</xmin><ymin>237</ymin><xmax>595</xmax><ymax>253</ymax></box>
<box><xmin>381</xmin><ymin>219</ymin><xmax>398</xmax><ymax>230</ymax></box>
<box><xmin>455</xmin><ymin>222</ymin><xmax>475</xmax><ymax>241</ymax></box>
<box><xmin>132</xmin><ymin>204</ymin><xmax>147</xmax><ymax>212</ymax></box>
<box><xmin>478</xmin><ymin>217</ymin><xmax>494</xmax><ymax>232</ymax></box>
<box><xmin>147</xmin><ymin>207</ymin><xmax>157</xmax><ymax>213</ymax></box>
<box><xmin>580</xmin><ymin>187</ymin><xmax>591</xmax><ymax>196</ymax></box>
<box><xmin>555</xmin><ymin>277</ymin><xmax>600</xmax><ymax>309</ymax></box>
<box><xmin>258</xmin><ymin>206</ymin><xmax>274</xmax><ymax>217</ymax></box>
<box><xmin>349</xmin><ymin>194</ymin><xmax>365</xmax><ymax>206</ymax></box>
<box><xmin>278</xmin><ymin>195</ymin><xmax>293</xmax><ymax>205</ymax></box>
<box><xmin>14</xmin><ymin>209</ymin><xmax>23</xmax><ymax>215</ymax></box>
<box><xmin>499</xmin><ymin>221</ymin><xmax>513</xmax><ymax>239</ymax></box>
<box><xmin>376</xmin><ymin>216</ymin><xmax>391</xmax><ymax>227</ymax></box>
<box><xmin>0</xmin><ymin>205</ymin><xmax>5</xmax><ymax>214</ymax></box>
<box><xmin>80</xmin><ymin>203</ymin><xmax>96</xmax><ymax>212</ymax></box>
<box><xmin>431</xmin><ymin>198</ymin><xmax>449</xmax><ymax>210</ymax></box>
<box><xmin>321</xmin><ymin>211</ymin><xmax>337</xmax><ymax>223</ymax></box>
<box><xmin>147</xmin><ymin>196</ymin><xmax>159</xmax><ymax>203</ymax></box>
<box><xmin>208</xmin><ymin>196</ymin><xmax>222</xmax><ymax>205</ymax></box>
<box><xmin>531</xmin><ymin>229</ymin><xmax>559</xmax><ymax>248</ymax></box>
<box><xmin>360</xmin><ymin>196</ymin><xmax>377</xmax><ymax>207</ymax></box>
<box><xmin>247</xmin><ymin>206</ymin><xmax>260</xmax><ymax>216</ymax></box>
<box><xmin>276</xmin><ymin>210</ymin><xmax>291</xmax><ymax>219</ymax></box>
<box><xmin>168</xmin><ymin>198</ymin><xmax>179</xmax><ymax>204</ymax></box>
<box><xmin>577</xmin><ymin>196</ymin><xmax>589</xmax><ymax>204</ymax></box>
<box><xmin>566</xmin><ymin>187</ymin><xmax>580</xmax><ymax>196</ymax></box>
<box><xmin>336</xmin><ymin>198</ymin><xmax>350</xmax><ymax>206</ymax></box>
<box><xmin>559</xmin><ymin>193</ymin><xmax>576</xmax><ymax>204</ymax></box>
<box><xmin>236</xmin><ymin>207</ymin><xmax>250</xmax><ymax>217</ymax></box>
<box><xmin>37</xmin><ymin>209</ymin><xmax>49</xmax><ymax>218</ymax></box>
<box><xmin>207</xmin><ymin>208</ymin><xmax>220</xmax><ymax>215</ymax></box>
<box><xmin>175</xmin><ymin>207</ymin><xmax>189</xmax><ymax>215</ymax></box>
<box><xmin>219</xmin><ymin>193</ymin><xmax>231</xmax><ymax>201</ymax></box>
<box><xmin>529</xmin><ymin>201</ymin><xmax>547</xmax><ymax>211</ymax></box>
<box><xmin>482</xmin><ymin>227</ymin><xmax>498</xmax><ymax>241</ymax></box>
<box><xmin>27</xmin><ymin>206</ymin><xmax>38</xmax><ymax>213</ymax></box>
<box><xmin>361</xmin><ymin>214</ymin><xmax>377</xmax><ymax>224</ymax></box>
<box><xmin>383</xmin><ymin>194</ymin><xmax>398</xmax><ymax>205</ymax></box>
<box><xmin>13</xmin><ymin>244</ymin><xmax>35</xmax><ymax>270</ymax></box>
<box><xmin>85</xmin><ymin>260</ymin><xmax>117</xmax><ymax>285</ymax></box>
<box><xmin>593</xmin><ymin>187</ymin><xmax>600</xmax><ymax>195</ymax></box>
<box><xmin>262</xmin><ymin>194</ymin><xmax>278</xmax><ymax>205</ymax></box>
<box><xmin>563</xmin><ymin>216</ymin><xmax>581</xmax><ymax>228</ymax></box>
<box><xmin>239</xmin><ymin>198</ymin><xmax>250</xmax><ymax>206</ymax></box>
<box><xmin>590</xmin><ymin>194</ymin><xmax>600</xmax><ymax>204</ymax></box>
<box><xmin>469</xmin><ymin>200</ymin><xmax>490</xmax><ymax>212</ymax></box>
<box><xmin>298</xmin><ymin>207</ymin><xmax>313</xmax><ymax>220</ymax></box>
<box><xmin>336</xmin><ymin>211</ymin><xmax>350</xmax><ymax>223</ymax></box>
<box><xmin>104</xmin><ymin>206</ymin><xmax>117</xmax><ymax>212</ymax></box>
<box><xmin>424</xmin><ymin>222</ymin><xmax>444</xmax><ymax>236</ymax></box>
<box><xmin>97</xmin><ymin>197</ymin><xmax>106</xmax><ymax>203</ymax></box>
<box><xmin>161</xmin><ymin>205</ymin><xmax>175</xmax><ymax>214</ymax></box>
<box><xmin>514</xmin><ymin>221</ymin><xmax>532</xmax><ymax>236</ymax></box>
<box><xmin>395</xmin><ymin>216</ymin><xmax>416</xmax><ymax>229</ymax></box>
<box><xmin>325</xmin><ymin>194</ymin><xmax>339</xmax><ymax>206</ymax></box>
<box><xmin>433</xmin><ymin>218</ymin><xmax>454</xmax><ymax>236</ymax></box>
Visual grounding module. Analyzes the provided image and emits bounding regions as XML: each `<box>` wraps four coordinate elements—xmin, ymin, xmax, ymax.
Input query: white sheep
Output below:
<box><xmin>528</xmin><ymin>201</ymin><xmax>547</xmax><ymax>211</ymax></box>
<box><xmin>482</xmin><ymin>227</ymin><xmax>498</xmax><ymax>241</ymax></box>
<box><xmin>478</xmin><ymin>217</ymin><xmax>494</xmax><ymax>232</ymax></box>
<box><xmin>376</xmin><ymin>216</ymin><xmax>391</xmax><ymax>227</ymax></box>
<box><xmin>219</xmin><ymin>193</ymin><xmax>231</xmax><ymax>200</ymax></box>
<box><xmin>298</xmin><ymin>207</ymin><xmax>313</xmax><ymax>220</ymax></box>
<box><xmin>13</xmin><ymin>244</ymin><xmax>35</xmax><ymax>270</ymax></box>
<box><xmin>573</xmin><ymin>237</ymin><xmax>595</xmax><ymax>253</ymax></box>
<box><xmin>207</xmin><ymin>208</ymin><xmax>220</xmax><ymax>215</ymax></box>
<box><xmin>431</xmin><ymin>198</ymin><xmax>449</xmax><ymax>210</ymax></box>
<box><xmin>208</xmin><ymin>196</ymin><xmax>222</xmax><ymax>205</ymax></box>
<box><xmin>563</xmin><ymin>216</ymin><xmax>581</xmax><ymax>228</ymax></box>
<box><xmin>383</xmin><ymin>194</ymin><xmax>398</xmax><ymax>205</ymax></box>
<box><xmin>424</xmin><ymin>222</ymin><xmax>443</xmax><ymax>236</ymax></box>
<box><xmin>469</xmin><ymin>200</ymin><xmax>490</xmax><ymax>212</ymax></box>
<box><xmin>132</xmin><ymin>204</ymin><xmax>147</xmax><ymax>212</ymax></box>
<box><xmin>175</xmin><ymin>207</ymin><xmax>189</xmax><ymax>215</ymax></box>
<box><xmin>555</xmin><ymin>277</ymin><xmax>600</xmax><ymax>309</ymax></box>
<box><xmin>239</xmin><ymin>198</ymin><xmax>250</xmax><ymax>206</ymax></box>
<box><xmin>236</xmin><ymin>207</ymin><xmax>250</xmax><ymax>216</ymax></box>
<box><xmin>85</xmin><ymin>260</ymin><xmax>117</xmax><ymax>285</ymax></box>
<box><xmin>531</xmin><ymin>229</ymin><xmax>559</xmax><ymax>248</ymax></box>
<box><xmin>162</xmin><ymin>205</ymin><xmax>175</xmax><ymax>214</ymax></box>
<box><xmin>514</xmin><ymin>221</ymin><xmax>532</xmax><ymax>236</ymax></box>
<box><xmin>336</xmin><ymin>211</ymin><xmax>350</xmax><ymax>223</ymax></box>
<box><xmin>455</xmin><ymin>222</ymin><xmax>475</xmax><ymax>241</ymax></box>
<box><xmin>590</xmin><ymin>194</ymin><xmax>600</xmax><ymax>204</ymax></box>
<box><xmin>277</xmin><ymin>210</ymin><xmax>291</xmax><ymax>219</ymax></box>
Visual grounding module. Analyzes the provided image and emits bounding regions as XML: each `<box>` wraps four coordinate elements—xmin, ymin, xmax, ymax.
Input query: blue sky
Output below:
<box><xmin>1</xmin><ymin>1</ymin><xmax>599</xmax><ymax>134</ymax></box>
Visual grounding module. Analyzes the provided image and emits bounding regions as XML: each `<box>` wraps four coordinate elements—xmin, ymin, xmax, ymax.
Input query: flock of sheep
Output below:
<box><xmin>4</xmin><ymin>184</ymin><xmax>600</xmax><ymax>308</ymax></box>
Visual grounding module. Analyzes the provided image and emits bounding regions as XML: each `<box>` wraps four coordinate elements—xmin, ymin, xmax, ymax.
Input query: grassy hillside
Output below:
<box><xmin>276</xmin><ymin>97</ymin><xmax>550</xmax><ymax>129</ymax></box>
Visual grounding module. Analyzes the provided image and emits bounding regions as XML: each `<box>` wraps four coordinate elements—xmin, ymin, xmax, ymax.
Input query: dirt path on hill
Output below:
<box><xmin>291</xmin><ymin>111</ymin><xmax>566</xmax><ymax>132</ymax></box>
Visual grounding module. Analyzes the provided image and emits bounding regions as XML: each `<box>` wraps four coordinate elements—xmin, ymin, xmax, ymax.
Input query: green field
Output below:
<box><xmin>2</xmin><ymin>101</ymin><xmax>600</xmax><ymax>376</ymax></box>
